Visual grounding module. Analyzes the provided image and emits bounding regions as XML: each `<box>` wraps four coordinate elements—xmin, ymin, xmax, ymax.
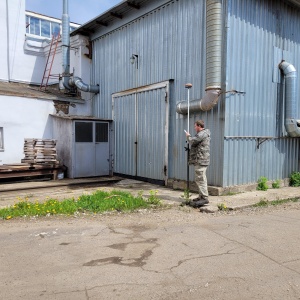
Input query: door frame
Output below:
<box><xmin>112</xmin><ymin>80</ymin><xmax>170</xmax><ymax>185</ymax></box>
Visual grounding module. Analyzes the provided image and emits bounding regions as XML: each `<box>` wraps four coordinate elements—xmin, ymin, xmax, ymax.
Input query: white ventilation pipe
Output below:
<box><xmin>61</xmin><ymin>0</ymin><xmax>99</xmax><ymax>94</ymax></box>
<box><xmin>176</xmin><ymin>0</ymin><xmax>222</xmax><ymax>114</ymax></box>
<box><xmin>279</xmin><ymin>61</ymin><xmax>300</xmax><ymax>137</ymax></box>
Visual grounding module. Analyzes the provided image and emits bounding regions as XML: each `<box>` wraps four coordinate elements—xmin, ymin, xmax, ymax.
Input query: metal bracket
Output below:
<box><xmin>256</xmin><ymin>137</ymin><xmax>271</xmax><ymax>149</ymax></box>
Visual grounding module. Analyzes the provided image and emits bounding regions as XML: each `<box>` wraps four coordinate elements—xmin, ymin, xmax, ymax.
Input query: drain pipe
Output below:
<box><xmin>279</xmin><ymin>61</ymin><xmax>300</xmax><ymax>137</ymax></box>
<box><xmin>61</xmin><ymin>0</ymin><xmax>99</xmax><ymax>94</ymax></box>
<box><xmin>176</xmin><ymin>0</ymin><xmax>222</xmax><ymax>114</ymax></box>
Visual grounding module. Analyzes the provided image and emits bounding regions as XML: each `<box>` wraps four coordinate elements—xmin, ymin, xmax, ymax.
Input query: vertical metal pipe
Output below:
<box><xmin>279</xmin><ymin>61</ymin><xmax>300</xmax><ymax>137</ymax></box>
<box><xmin>62</xmin><ymin>0</ymin><xmax>71</xmax><ymax>89</ymax></box>
<box><xmin>187</xmin><ymin>88</ymin><xmax>190</xmax><ymax>134</ymax></box>
<box><xmin>206</xmin><ymin>0</ymin><xmax>222</xmax><ymax>89</ymax></box>
<box><xmin>185</xmin><ymin>83</ymin><xmax>193</xmax><ymax>198</ymax></box>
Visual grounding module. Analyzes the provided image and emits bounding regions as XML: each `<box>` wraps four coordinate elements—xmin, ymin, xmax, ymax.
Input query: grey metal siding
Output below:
<box><xmin>224</xmin><ymin>0</ymin><xmax>300</xmax><ymax>185</ymax></box>
<box><xmin>90</xmin><ymin>0</ymin><xmax>300</xmax><ymax>187</ymax></box>
<box><xmin>91</xmin><ymin>0</ymin><xmax>224</xmax><ymax>185</ymax></box>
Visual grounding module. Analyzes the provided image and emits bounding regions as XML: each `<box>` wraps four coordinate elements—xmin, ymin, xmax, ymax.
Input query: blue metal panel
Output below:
<box><xmin>223</xmin><ymin>0</ymin><xmax>300</xmax><ymax>186</ymax></box>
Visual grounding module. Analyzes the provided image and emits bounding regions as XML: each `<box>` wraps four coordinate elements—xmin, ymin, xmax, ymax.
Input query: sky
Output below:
<box><xmin>25</xmin><ymin>0</ymin><xmax>121</xmax><ymax>25</ymax></box>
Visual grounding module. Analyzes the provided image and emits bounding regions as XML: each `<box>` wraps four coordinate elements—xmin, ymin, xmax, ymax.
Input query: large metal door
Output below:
<box><xmin>113</xmin><ymin>81</ymin><xmax>169</xmax><ymax>183</ymax></box>
<box><xmin>74</xmin><ymin>121</ymin><xmax>110</xmax><ymax>178</ymax></box>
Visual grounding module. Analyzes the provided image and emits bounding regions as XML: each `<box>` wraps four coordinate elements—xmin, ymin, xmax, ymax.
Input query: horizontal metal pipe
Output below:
<box><xmin>72</xmin><ymin>76</ymin><xmax>99</xmax><ymax>94</ymax></box>
<box><xmin>176</xmin><ymin>89</ymin><xmax>221</xmax><ymax>114</ymax></box>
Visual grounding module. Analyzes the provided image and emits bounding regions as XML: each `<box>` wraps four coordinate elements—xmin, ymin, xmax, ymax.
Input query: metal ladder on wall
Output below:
<box><xmin>40</xmin><ymin>34</ymin><xmax>60</xmax><ymax>91</ymax></box>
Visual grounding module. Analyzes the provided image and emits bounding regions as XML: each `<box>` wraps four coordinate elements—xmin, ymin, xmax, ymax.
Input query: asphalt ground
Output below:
<box><xmin>1</xmin><ymin>177</ymin><xmax>300</xmax><ymax>299</ymax></box>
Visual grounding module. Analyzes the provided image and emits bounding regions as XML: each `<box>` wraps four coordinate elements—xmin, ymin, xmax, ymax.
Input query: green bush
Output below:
<box><xmin>272</xmin><ymin>180</ymin><xmax>280</xmax><ymax>189</ymax></box>
<box><xmin>257</xmin><ymin>176</ymin><xmax>268</xmax><ymax>191</ymax></box>
<box><xmin>290</xmin><ymin>172</ymin><xmax>300</xmax><ymax>187</ymax></box>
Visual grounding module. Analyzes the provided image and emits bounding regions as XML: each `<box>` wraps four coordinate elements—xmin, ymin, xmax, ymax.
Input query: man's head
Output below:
<box><xmin>194</xmin><ymin>120</ymin><xmax>205</xmax><ymax>133</ymax></box>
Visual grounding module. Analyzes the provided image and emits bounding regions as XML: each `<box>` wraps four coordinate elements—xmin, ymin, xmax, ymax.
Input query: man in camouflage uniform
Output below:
<box><xmin>185</xmin><ymin>120</ymin><xmax>210</xmax><ymax>207</ymax></box>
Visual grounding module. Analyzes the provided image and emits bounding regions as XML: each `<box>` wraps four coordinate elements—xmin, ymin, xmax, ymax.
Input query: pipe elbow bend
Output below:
<box><xmin>73</xmin><ymin>76</ymin><xmax>99</xmax><ymax>94</ymax></box>
<box><xmin>285</xmin><ymin>119</ymin><xmax>300</xmax><ymax>137</ymax></box>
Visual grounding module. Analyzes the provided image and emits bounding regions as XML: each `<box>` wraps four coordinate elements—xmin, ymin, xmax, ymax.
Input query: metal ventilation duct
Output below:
<box><xmin>279</xmin><ymin>61</ymin><xmax>300</xmax><ymax>137</ymax></box>
<box><xmin>176</xmin><ymin>0</ymin><xmax>222</xmax><ymax>114</ymax></box>
<box><xmin>61</xmin><ymin>0</ymin><xmax>99</xmax><ymax>94</ymax></box>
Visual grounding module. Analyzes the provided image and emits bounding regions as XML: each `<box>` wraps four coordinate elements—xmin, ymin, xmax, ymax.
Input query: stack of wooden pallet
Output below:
<box><xmin>21</xmin><ymin>138</ymin><xmax>59</xmax><ymax>165</ymax></box>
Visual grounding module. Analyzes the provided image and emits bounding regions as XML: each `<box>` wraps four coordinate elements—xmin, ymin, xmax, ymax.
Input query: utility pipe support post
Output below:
<box><xmin>185</xmin><ymin>83</ymin><xmax>192</xmax><ymax>133</ymax></box>
<box><xmin>184</xmin><ymin>83</ymin><xmax>192</xmax><ymax>199</ymax></box>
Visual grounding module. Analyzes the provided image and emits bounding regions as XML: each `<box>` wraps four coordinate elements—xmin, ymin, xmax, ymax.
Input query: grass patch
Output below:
<box><xmin>0</xmin><ymin>189</ymin><xmax>161</xmax><ymax>220</ymax></box>
<box><xmin>253</xmin><ymin>198</ymin><xmax>299</xmax><ymax>208</ymax></box>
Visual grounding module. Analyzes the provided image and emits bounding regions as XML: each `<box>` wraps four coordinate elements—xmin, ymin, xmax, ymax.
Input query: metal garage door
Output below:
<box><xmin>113</xmin><ymin>81</ymin><xmax>169</xmax><ymax>184</ymax></box>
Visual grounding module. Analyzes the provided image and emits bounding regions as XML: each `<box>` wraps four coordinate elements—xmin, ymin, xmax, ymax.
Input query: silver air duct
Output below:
<box><xmin>62</xmin><ymin>0</ymin><xmax>99</xmax><ymax>94</ymax></box>
<box><xmin>62</xmin><ymin>0</ymin><xmax>71</xmax><ymax>90</ymax></box>
<box><xmin>176</xmin><ymin>0</ymin><xmax>222</xmax><ymax>114</ymax></box>
<box><xmin>72</xmin><ymin>76</ymin><xmax>99</xmax><ymax>93</ymax></box>
<box><xmin>279</xmin><ymin>61</ymin><xmax>300</xmax><ymax>137</ymax></box>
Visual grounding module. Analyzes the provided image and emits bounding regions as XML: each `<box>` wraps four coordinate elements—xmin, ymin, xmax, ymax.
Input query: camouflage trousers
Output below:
<box><xmin>194</xmin><ymin>165</ymin><xmax>208</xmax><ymax>198</ymax></box>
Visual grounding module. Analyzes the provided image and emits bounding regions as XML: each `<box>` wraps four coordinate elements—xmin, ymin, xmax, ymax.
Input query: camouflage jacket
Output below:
<box><xmin>187</xmin><ymin>129</ymin><xmax>210</xmax><ymax>166</ymax></box>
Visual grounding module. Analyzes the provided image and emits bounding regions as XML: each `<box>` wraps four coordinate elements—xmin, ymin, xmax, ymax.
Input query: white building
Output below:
<box><xmin>0</xmin><ymin>0</ymin><xmax>96</xmax><ymax>169</ymax></box>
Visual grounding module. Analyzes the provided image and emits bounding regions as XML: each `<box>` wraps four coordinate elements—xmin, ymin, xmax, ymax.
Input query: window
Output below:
<box><xmin>96</xmin><ymin>123</ymin><xmax>108</xmax><ymax>142</ymax></box>
<box><xmin>0</xmin><ymin>127</ymin><xmax>4</xmax><ymax>151</ymax></box>
<box><xmin>29</xmin><ymin>16</ymin><xmax>40</xmax><ymax>36</ymax></box>
<box><xmin>41</xmin><ymin>19</ymin><xmax>50</xmax><ymax>37</ymax></box>
<box><xmin>52</xmin><ymin>22</ymin><xmax>60</xmax><ymax>37</ymax></box>
<box><xmin>75</xmin><ymin>122</ymin><xmax>93</xmax><ymax>142</ymax></box>
<box><xmin>26</xmin><ymin>14</ymin><xmax>79</xmax><ymax>38</ymax></box>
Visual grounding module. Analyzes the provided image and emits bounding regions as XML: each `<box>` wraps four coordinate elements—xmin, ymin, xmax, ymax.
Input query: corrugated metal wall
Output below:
<box><xmin>91</xmin><ymin>0</ymin><xmax>225</xmax><ymax>185</ymax></box>
<box><xmin>90</xmin><ymin>0</ymin><xmax>300</xmax><ymax>187</ymax></box>
<box><xmin>224</xmin><ymin>0</ymin><xmax>300</xmax><ymax>186</ymax></box>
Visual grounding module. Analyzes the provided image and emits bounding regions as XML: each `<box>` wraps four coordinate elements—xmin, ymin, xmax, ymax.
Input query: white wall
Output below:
<box><xmin>5</xmin><ymin>0</ymin><xmax>45</xmax><ymax>84</ymax></box>
<box><xmin>0</xmin><ymin>95</ymin><xmax>92</xmax><ymax>164</ymax></box>
<box><xmin>0</xmin><ymin>96</ymin><xmax>55</xmax><ymax>164</ymax></box>
<box><xmin>0</xmin><ymin>0</ymin><xmax>96</xmax><ymax>164</ymax></box>
<box><xmin>1</xmin><ymin>0</ymin><xmax>92</xmax><ymax>87</ymax></box>
<box><xmin>0</xmin><ymin>0</ymin><xmax>11</xmax><ymax>81</ymax></box>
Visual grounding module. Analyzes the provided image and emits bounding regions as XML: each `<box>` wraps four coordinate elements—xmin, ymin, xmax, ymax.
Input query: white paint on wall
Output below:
<box><xmin>0</xmin><ymin>96</ymin><xmax>55</xmax><ymax>164</ymax></box>
<box><xmin>0</xmin><ymin>0</ymin><xmax>97</xmax><ymax>166</ymax></box>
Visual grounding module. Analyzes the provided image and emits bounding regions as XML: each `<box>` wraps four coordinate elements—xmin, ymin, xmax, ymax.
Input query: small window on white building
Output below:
<box><xmin>0</xmin><ymin>127</ymin><xmax>4</xmax><ymax>151</ymax></box>
<box><xmin>26</xmin><ymin>13</ymin><xmax>80</xmax><ymax>39</ymax></box>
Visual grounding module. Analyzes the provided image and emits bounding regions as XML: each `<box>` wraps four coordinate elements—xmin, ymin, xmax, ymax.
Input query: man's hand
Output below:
<box><xmin>184</xmin><ymin>130</ymin><xmax>190</xmax><ymax>137</ymax></box>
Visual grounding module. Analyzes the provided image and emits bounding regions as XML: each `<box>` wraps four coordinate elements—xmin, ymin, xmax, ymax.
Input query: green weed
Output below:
<box><xmin>180</xmin><ymin>189</ymin><xmax>191</xmax><ymax>205</ymax></box>
<box><xmin>218</xmin><ymin>203</ymin><xmax>228</xmax><ymax>211</ymax></box>
<box><xmin>148</xmin><ymin>190</ymin><xmax>161</xmax><ymax>205</ymax></box>
<box><xmin>181</xmin><ymin>189</ymin><xmax>191</xmax><ymax>200</ymax></box>
<box><xmin>257</xmin><ymin>176</ymin><xmax>268</xmax><ymax>191</ymax></box>
<box><xmin>272</xmin><ymin>180</ymin><xmax>280</xmax><ymax>189</ymax></box>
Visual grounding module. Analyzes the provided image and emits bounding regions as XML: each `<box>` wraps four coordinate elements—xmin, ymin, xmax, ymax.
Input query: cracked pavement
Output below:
<box><xmin>1</xmin><ymin>202</ymin><xmax>300</xmax><ymax>299</ymax></box>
